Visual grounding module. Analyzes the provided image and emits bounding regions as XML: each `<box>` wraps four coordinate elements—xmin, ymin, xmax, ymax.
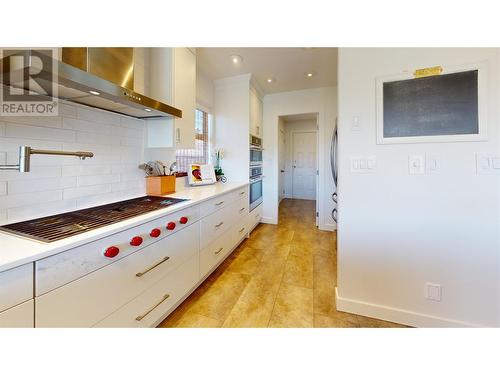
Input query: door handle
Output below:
<box><xmin>280</xmin><ymin>170</ymin><xmax>285</xmax><ymax>173</ymax></box>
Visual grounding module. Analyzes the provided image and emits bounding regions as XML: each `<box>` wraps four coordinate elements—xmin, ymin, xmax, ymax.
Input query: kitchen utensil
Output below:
<box><xmin>169</xmin><ymin>162</ymin><xmax>177</xmax><ymax>175</ymax></box>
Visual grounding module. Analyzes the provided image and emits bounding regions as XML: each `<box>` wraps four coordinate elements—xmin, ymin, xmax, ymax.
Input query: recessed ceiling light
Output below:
<box><xmin>267</xmin><ymin>78</ymin><xmax>275</xmax><ymax>83</ymax></box>
<box><xmin>144</xmin><ymin>108</ymin><xmax>152</xmax><ymax>112</ymax></box>
<box><xmin>230</xmin><ymin>55</ymin><xmax>243</xmax><ymax>64</ymax></box>
<box><xmin>306</xmin><ymin>72</ymin><xmax>315</xmax><ymax>78</ymax></box>
<box><xmin>89</xmin><ymin>90</ymin><xmax>100</xmax><ymax>95</ymax></box>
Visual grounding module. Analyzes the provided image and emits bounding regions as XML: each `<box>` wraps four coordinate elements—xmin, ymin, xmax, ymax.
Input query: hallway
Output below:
<box><xmin>159</xmin><ymin>199</ymin><xmax>406</xmax><ymax>328</ymax></box>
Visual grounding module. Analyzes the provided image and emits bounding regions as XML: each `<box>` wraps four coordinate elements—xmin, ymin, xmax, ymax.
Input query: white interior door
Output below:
<box><xmin>279</xmin><ymin>128</ymin><xmax>286</xmax><ymax>203</ymax></box>
<box><xmin>292</xmin><ymin>131</ymin><xmax>317</xmax><ymax>200</ymax></box>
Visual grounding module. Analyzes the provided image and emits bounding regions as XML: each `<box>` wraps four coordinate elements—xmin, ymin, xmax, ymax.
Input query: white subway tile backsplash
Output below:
<box><xmin>2</xmin><ymin>115</ymin><xmax>62</xmax><ymax>128</ymax></box>
<box><xmin>120</xmin><ymin>116</ymin><xmax>144</xmax><ymax>130</ymax></box>
<box><xmin>76</xmin><ymin>191</ymin><xmax>126</xmax><ymax>209</ymax></box>
<box><xmin>112</xmin><ymin>179</ymin><xmax>145</xmax><ymax>192</ymax></box>
<box><xmin>0</xmin><ymin>166</ymin><xmax>62</xmax><ymax>182</ymax></box>
<box><xmin>0</xmin><ymin>190</ymin><xmax>63</xmax><ymax>209</ymax></box>
<box><xmin>77</xmin><ymin>174</ymin><xmax>120</xmax><ymax>187</ymax></box>
<box><xmin>4</xmin><ymin>123</ymin><xmax>76</xmax><ymax>142</ymax></box>
<box><xmin>75</xmin><ymin>131</ymin><xmax>118</xmax><ymax>146</ymax></box>
<box><xmin>0</xmin><ymin>102</ymin><xmax>146</xmax><ymax>223</ymax></box>
<box><xmin>77</xmin><ymin>107</ymin><xmax>121</xmax><ymax>126</ymax></box>
<box><xmin>58</xmin><ymin>102</ymin><xmax>78</xmax><ymax>118</ymax></box>
<box><xmin>62</xmin><ymin>165</ymin><xmax>112</xmax><ymax>177</ymax></box>
<box><xmin>7</xmin><ymin>199</ymin><xmax>78</xmax><ymax>224</ymax></box>
<box><xmin>7</xmin><ymin>177</ymin><xmax>77</xmax><ymax>194</ymax></box>
<box><xmin>63</xmin><ymin>117</ymin><xmax>113</xmax><ymax>135</ymax></box>
<box><xmin>63</xmin><ymin>184</ymin><xmax>112</xmax><ymax>200</ymax></box>
<box><xmin>111</xmin><ymin>125</ymin><xmax>143</xmax><ymax>139</ymax></box>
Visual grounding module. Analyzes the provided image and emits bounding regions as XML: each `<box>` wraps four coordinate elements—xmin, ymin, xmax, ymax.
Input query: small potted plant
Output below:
<box><xmin>213</xmin><ymin>148</ymin><xmax>226</xmax><ymax>183</ymax></box>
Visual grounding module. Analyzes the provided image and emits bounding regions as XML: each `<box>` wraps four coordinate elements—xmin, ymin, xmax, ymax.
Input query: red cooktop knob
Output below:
<box><xmin>179</xmin><ymin>216</ymin><xmax>188</xmax><ymax>224</ymax></box>
<box><xmin>130</xmin><ymin>236</ymin><xmax>143</xmax><ymax>246</ymax></box>
<box><xmin>104</xmin><ymin>246</ymin><xmax>120</xmax><ymax>258</ymax></box>
<box><xmin>150</xmin><ymin>228</ymin><xmax>161</xmax><ymax>238</ymax></box>
<box><xmin>166</xmin><ymin>222</ymin><xmax>176</xmax><ymax>230</ymax></box>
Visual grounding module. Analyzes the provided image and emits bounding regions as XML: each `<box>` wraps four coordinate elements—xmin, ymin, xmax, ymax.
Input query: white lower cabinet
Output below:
<box><xmin>248</xmin><ymin>204</ymin><xmax>263</xmax><ymax>233</ymax></box>
<box><xmin>35</xmin><ymin>222</ymin><xmax>200</xmax><ymax>328</ymax></box>
<box><xmin>0</xmin><ymin>184</ymin><xmax>251</xmax><ymax>328</ymax></box>
<box><xmin>0</xmin><ymin>300</ymin><xmax>34</xmax><ymax>328</ymax></box>
<box><xmin>94</xmin><ymin>254</ymin><xmax>199</xmax><ymax>327</ymax></box>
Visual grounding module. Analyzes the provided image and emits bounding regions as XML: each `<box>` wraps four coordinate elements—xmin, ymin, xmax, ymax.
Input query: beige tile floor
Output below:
<box><xmin>159</xmin><ymin>199</ymin><xmax>407</xmax><ymax>328</ymax></box>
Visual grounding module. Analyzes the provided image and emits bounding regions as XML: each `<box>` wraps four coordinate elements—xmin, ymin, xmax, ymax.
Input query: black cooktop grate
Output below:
<box><xmin>0</xmin><ymin>196</ymin><xmax>188</xmax><ymax>243</ymax></box>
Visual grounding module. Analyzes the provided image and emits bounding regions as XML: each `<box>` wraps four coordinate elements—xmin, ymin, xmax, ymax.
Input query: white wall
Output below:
<box><xmin>0</xmin><ymin>101</ymin><xmax>146</xmax><ymax>225</ymax></box>
<box><xmin>336</xmin><ymin>48</ymin><xmax>500</xmax><ymax>327</ymax></box>
<box><xmin>214</xmin><ymin>74</ymin><xmax>251</xmax><ymax>183</ymax></box>
<box><xmin>196</xmin><ymin>70</ymin><xmax>215</xmax><ymax>112</ymax></box>
<box><xmin>262</xmin><ymin>87</ymin><xmax>337</xmax><ymax>230</ymax></box>
<box><xmin>282</xmin><ymin>119</ymin><xmax>317</xmax><ymax>198</ymax></box>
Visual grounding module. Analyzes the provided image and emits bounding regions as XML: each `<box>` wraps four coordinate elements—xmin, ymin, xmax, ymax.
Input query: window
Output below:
<box><xmin>176</xmin><ymin>109</ymin><xmax>211</xmax><ymax>174</ymax></box>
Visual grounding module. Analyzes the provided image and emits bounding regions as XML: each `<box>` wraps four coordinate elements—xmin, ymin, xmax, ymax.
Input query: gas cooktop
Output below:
<box><xmin>0</xmin><ymin>196</ymin><xmax>188</xmax><ymax>243</ymax></box>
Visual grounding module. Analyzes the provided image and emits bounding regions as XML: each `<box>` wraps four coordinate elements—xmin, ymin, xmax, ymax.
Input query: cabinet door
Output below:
<box><xmin>249</xmin><ymin>89</ymin><xmax>258</xmax><ymax>136</ymax></box>
<box><xmin>249</xmin><ymin>88</ymin><xmax>263</xmax><ymax>137</ymax></box>
<box><xmin>173</xmin><ymin>48</ymin><xmax>196</xmax><ymax>149</ymax></box>
<box><xmin>0</xmin><ymin>300</ymin><xmax>34</xmax><ymax>328</ymax></box>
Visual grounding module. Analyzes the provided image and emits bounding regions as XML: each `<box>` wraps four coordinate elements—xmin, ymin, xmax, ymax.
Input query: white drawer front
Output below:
<box><xmin>36</xmin><ymin>205</ymin><xmax>200</xmax><ymax>296</ymax></box>
<box><xmin>0</xmin><ymin>299</ymin><xmax>34</xmax><ymax>328</ymax></box>
<box><xmin>232</xmin><ymin>216</ymin><xmax>249</xmax><ymax>246</ymax></box>
<box><xmin>200</xmin><ymin>229</ymin><xmax>234</xmax><ymax>278</ymax></box>
<box><xmin>248</xmin><ymin>204</ymin><xmax>263</xmax><ymax>232</ymax></box>
<box><xmin>200</xmin><ymin>203</ymin><xmax>233</xmax><ymax>246</ymax></box>
<box><xmin>198</xmin><ymin>186</ymin><xmax>248</xmax><ymax>218</ymax></box>
<box><xmin>0</xmin><ymin>263</ymin><xmax>33</xmax><ymax>313</ymax></box>
<box><xmin>35</xmin><ymin>223</ymin><xmax>200</xmax><ymax>328</ymax></box>
<box><xmin>94</xmin><ymin>254</ymin><xmax>199</xmax><ymax>328</ymax></box>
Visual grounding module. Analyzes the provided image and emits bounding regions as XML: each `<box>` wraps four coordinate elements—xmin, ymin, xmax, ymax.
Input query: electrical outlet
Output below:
<box><xmin>426</xmin><ymin>154</ymin><xmax>441</xmax><ymax>174</ymax></box>
<box><xmin>425</xmin><ymin>282</ymin><xmax>442</xmax><ymax>302</ymax></box>
<box><xmin>409</xmin><ymin>155</ymin><xmax>425</xmax><ymax>175</ymax></box>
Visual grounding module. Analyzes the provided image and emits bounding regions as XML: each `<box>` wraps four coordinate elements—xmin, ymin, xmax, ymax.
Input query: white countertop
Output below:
<box><xmin>0</xmin><ymin>181</ymin><xmax>248</xmax><ymax>273</ymax></box>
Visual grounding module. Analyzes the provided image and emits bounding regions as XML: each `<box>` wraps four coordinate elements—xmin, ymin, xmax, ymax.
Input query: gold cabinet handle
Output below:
<box><xmin>135</xmin><ymin>294</ymin><xmax>170</xmax><ymax>321</ymax></box>
<box><xmin>215</xmin><ymin>221</ymin><xmax>224</xmax><ymax>228</ymax></box>
<box><xmin>239</xmin><ymin>191</ymin><xmax>245</xmax><ymax>196</ymax></box>
<box><xmin>239</xmin><ymin>227</ymin><xmax>245</xmax><ymax>233</ymax></box>
<box><xmin>215</xmin><ymin>201</ymin><xmax>224</xmax><ymax>206</ymax></box>
<box><xmin>135</xmin><ymin>256</ymin><xmax>170</xmax><ymax>277</ymax></box>
<box><xmin>239</xmin><ymin>207</ymin><xmax>245</xmax><ymax>212</ymax></box>
<box><xmin>214</xmin><ymin>247</ymin><xmax>224</xmax><ymax>255</ymax></box>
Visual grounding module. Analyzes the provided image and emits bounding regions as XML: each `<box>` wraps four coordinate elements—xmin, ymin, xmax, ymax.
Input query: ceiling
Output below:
<box><xmin>196</xmin><ymin>48</ymin><xmax>337</xmax><ymax>94</ymax></box>
<box><xmin>280</xmin><ymin>113</ymin><xmax>318</xmax><ymax>123</ymax></box>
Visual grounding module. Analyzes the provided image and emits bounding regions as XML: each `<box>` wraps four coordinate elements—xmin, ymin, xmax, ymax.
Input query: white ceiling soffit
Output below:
<box><xmin>280</xmin><ymin>113</ymin><xmax>318</xmax><ymax>122</ymax></box>
<box><xmin>196</xmin><ymin>47</ymin><xmax>337</xmax><ymax>94</ymax></box>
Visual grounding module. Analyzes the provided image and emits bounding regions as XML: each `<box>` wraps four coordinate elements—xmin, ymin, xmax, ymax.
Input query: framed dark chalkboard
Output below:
<box><xmin>376</xmin><ymin>63</ymin><xmax>487</xmax><ymax>144</ymax></box>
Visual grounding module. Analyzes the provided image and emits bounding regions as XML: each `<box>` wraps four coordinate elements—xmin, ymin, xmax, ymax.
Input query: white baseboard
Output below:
<box><xmin>335</xmin><ymin>288</ymin><xmax>484</xmax><ymax>328</ymax></box>
<box><xmin>319</xmin><ymin>223</ymin><xmax>336</xmax><ymax>232</ymax></box>
<box><xmin>261</xmin><ymin>216</ymin><xmax>277</xmax><ymax>225</ymax></box>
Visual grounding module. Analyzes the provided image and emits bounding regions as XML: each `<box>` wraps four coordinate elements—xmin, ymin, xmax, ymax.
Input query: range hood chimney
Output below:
<box><xmin>0</xmin><ymin>48</ymin><xmax>182</xmax><ymax>119</ymax></box>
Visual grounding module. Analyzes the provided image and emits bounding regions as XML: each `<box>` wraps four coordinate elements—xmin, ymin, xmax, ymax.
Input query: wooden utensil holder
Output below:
<box><xmin>146</xmin><ymin>175</ymin><xmax>176</xmax><ymax>196</ymax></box>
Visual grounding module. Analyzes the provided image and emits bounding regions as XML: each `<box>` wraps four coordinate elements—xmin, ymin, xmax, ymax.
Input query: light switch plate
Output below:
<box><xmin>425</xmin><ymin>282</ymin><xmax>442</xmax><ymax>302</ymax></box>
<box><xmin>409</xmin><ymin>155</ymin><xmax>425</xmax><ymax>175</ymax></box>
<box><xmin>426</xmin><ymin>154</ymin><xmax>441</xmax><ymax>174</ymax></box>
<box><xmin>476</xmin><ymin>153</ymin><xmax>500</xmax><ymax>174</ymax></box>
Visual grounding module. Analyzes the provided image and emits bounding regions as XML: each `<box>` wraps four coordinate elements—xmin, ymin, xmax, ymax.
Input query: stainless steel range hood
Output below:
<box><xmin>0</xmin><ymin>48</ymin><xmax>182</xmax><ymax>119</ymax></box>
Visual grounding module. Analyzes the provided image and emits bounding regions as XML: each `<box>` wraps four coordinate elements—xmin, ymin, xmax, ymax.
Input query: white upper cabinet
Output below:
<box><xmin>249</xmin><ymin>86</ymin><xmax>263</xmax><ymax>137</ymax></box>
<box><xmin>146</xmin><ymin>48</ymin><xmax>196</xmax><ymax>149</ymax></box>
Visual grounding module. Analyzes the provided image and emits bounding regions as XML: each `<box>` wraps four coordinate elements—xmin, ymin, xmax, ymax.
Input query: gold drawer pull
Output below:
<box><xmin>215</xmin><ymin>221</ymin><xmax>224</xmax><ymax>228</ymax></box>
<box><xmin>135</xmin><ymin>294</ymin><xmax>170</xmax><ymax>321</ymax></box>
<box><xmin>239</xmin><ymin>191</ymin><xmax>245</xmax><ymax>196</ymax></box>
<box><xmin>214</xmin><ymin>247</ymin><xmax>224</xmax><ymax>255</ymax></box>
<box><xmin>239</xmin><ymin>207</ymin><xmax>245</xmax><ymax>212</ymax></box>
<box><xmin>135</xmin><ymin>256</ymin><xmax>170</xmax><ymax>277</ymax></box>
<box><xmin>239</xmin><ymin>227</ymin><xmax>245</xmax><ymax>233</ymax></box>
<box><xmin>215</xmin><ymin>201</ymin><xmax>224</xmax><ymax>206</ymax></box>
